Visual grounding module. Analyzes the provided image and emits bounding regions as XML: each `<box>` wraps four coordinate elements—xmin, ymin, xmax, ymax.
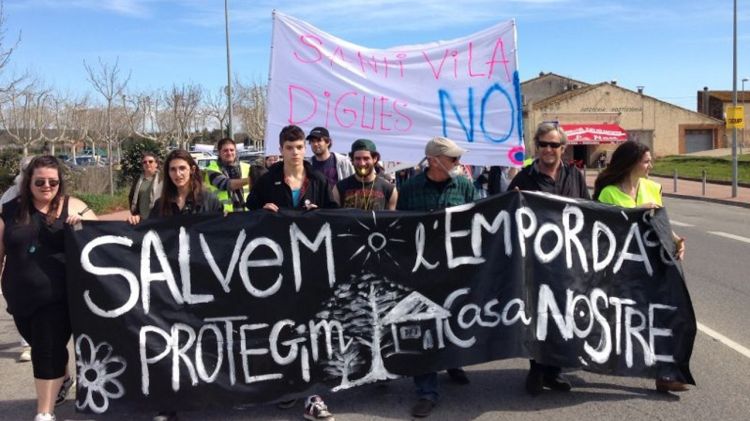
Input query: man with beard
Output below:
<box><xmin>204</xmin><ymin>137</ymin><xmax>251</xmax><ymax>212</ymax></box>
<box><xmin>333</xmin><ymin>139</ymin><xmax>397</xmax><ymax>210</ymax></box>
<box><xmin>397</xmin><ymin>136</ymin><xmax>475</xmax><ymax>418</ymax></box>
<box><xmin>306</xmin><ymin>126</ymin><xmax>354</xmax><ymax>187</ymax></box>
<box><xmin>507</xmin><ymin>121</ymin><xmax>590</xmax><ymax>396</ymax></box>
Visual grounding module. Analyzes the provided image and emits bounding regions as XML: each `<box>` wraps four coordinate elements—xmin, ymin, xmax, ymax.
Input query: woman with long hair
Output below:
<box><xmin>148</xmin><ymin>149</ymin><xmax>222</xmax><ymax>219</ymax></box>
<box><xmin>140</xmin><ymin>150</ymin><xmax>220</xmax><ymax>421</ymax></box>
<box><xmin>0</xmin><ymin>155</ymin><xmax>97</xmax><ymax>421</ymax></box>
<box><xmin>593</xmin><ymin>141</ymin><xmax>688</xmax><ymax>392</ymax></box>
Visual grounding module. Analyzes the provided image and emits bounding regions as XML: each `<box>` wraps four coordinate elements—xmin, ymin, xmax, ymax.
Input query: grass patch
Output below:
<box><xmin>74</xmin><ymin>190</ymin><xmax>129</xmax><ymax>215</ymax></box>
<box><xmin>651</xmin><ymin>154</ymin><xmax>750</xmax><ymax>184</ymax></box>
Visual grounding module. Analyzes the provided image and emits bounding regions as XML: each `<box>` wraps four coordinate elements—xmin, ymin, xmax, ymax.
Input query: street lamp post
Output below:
<box><xmin>224</xmin><ymin>0</ymin><xmax>234</xmax><ymax>140</ymax></box>
<box><xmin>731</xmin><ymin>0</ymin><xmax>738</xmax><ymax>197</ymax></box>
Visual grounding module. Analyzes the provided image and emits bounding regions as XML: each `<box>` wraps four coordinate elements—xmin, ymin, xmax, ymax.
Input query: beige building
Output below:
<box><xmin>697</xmin><ymin>89</ymin><xmax>749</xmax><ymax>150</ymax></box>
<box><xmin>522</xmin><ymin>73</ymin><xmax>724</xmax><ymax>166</ymax></box>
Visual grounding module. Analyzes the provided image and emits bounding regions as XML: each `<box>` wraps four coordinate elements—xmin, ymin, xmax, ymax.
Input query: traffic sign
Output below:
<box><xmin>726</xmin><ymin>106</ymin><xmax>744</xmax><ymax>129</ymax></box>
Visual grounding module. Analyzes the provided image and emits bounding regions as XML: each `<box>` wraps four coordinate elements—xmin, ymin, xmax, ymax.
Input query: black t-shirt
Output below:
<box><xmin>336</xmin><ymin>175</ymin><xmax>394</xmax><ymax>210</ymax></box>
<box><xmin>1</xmin><ymin>197</ymin><xmax>69</xmax><ymax>317</ymax></box>
<box><xmin>311</xmin><ymin>154</ymin><xmax>338</xmax><ymax>187</ymax></box>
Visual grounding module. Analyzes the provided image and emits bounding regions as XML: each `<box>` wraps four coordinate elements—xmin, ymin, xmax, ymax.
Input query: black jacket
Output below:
<box><xmin>246</xmin><ymin>161</ymin><xmax>337</xmax><ymax>210</ymax></box>
<box><xmin>507</xmin><ymin>160</ymin><xmax>591</xmax><ymax>200</ymax></box>
<box><xmin>149</xmin><ymin>190</ymin><xmax>223</xmax><ymax>218</ymax></box>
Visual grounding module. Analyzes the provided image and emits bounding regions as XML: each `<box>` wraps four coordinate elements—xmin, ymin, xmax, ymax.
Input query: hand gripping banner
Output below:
<box><xmin>66</xmin><ymin>192</ymin><xmax>696</xmax><ymax>413</ymax></box>
<box><xmin>265</xmin><ymin>12</ymin><xmax>525</xmax><ymax>166</ymax></box>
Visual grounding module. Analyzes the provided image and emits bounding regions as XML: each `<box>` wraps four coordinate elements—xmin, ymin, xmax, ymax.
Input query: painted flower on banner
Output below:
<box><xmin>75</xmin><ymin>334</ymin><xmax>127</xmax><ymax>414</ymax></box>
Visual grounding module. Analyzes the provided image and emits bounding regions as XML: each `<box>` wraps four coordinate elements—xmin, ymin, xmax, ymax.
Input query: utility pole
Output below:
<box><xmin>731</xmin><ymin>0</ymin><xmax>738</xmax><ymax>197</ymax></box>
<box><xmin>224</xmin><ymin>0</ymin><xmax>234</xmax><ymax>140</ymax></box>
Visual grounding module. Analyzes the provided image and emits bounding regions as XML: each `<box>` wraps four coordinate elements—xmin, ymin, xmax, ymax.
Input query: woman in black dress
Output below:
<box><xmin>0</xmin><ymin>155</ymin><xmax>97</xmax><ymax>421</ymax></box>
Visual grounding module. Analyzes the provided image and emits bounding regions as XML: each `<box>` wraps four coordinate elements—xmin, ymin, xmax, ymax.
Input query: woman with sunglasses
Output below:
<box><xmin>127</xmin><ymin>151</ymin><xmax>163</xmax><ymax>224</ymax></box>
<box><xmin>0</xmin><ymin>155</ymin><xmax>97</xmax><ymax>421</ymax></box>
<box><xmin>593</xmin><ymin>140</ymin><xmax>688</xmax><ymax>392</ymax></box>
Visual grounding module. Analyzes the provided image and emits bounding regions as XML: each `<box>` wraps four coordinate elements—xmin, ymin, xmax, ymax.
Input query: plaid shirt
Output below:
<box><xmin>396</xmin><ymin>169</ymin><xmax>476</xmax><ymax>211</ymax></box>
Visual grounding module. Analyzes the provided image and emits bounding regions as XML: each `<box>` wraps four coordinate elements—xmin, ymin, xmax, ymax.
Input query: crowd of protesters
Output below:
<box><xmin>0</xmin><ymin>122</ymin><xmax>690</xmax><ymax>421</ymax></box>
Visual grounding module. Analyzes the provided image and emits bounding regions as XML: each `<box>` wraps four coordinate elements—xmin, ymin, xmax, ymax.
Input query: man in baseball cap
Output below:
<box><xmin>306</xmin><ymin>126</ymin><xmax>354</xmax><ymax>187</ymax></box>
<box><xmin>332</xmin><ymin>138</ymin><xmax>398</xmax><ymax>210</ymax></box>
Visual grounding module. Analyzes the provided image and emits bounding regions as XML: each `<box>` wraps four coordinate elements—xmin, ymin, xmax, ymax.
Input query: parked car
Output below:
<box><xmin>65</xmin><ymin>155</ymin><xmax>104</xmax><ymax>167</ymax></box>
<box><xmin>190</xmin><ymin>152</ymin><xmax>216</xmax><ymax>169</ymax></box>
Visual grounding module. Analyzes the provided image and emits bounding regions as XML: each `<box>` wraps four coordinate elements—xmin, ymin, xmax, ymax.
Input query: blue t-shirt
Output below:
<box><xmin>291</xmin><ymin>188</ymin><xmax>301</xmax><ymax>207</ymax></box>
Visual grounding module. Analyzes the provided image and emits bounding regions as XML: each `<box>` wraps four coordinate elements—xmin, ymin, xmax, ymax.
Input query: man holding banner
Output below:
<box><xmin>397</xmin><ymin>136</ymin><xmax>475</xmax><ymax>418</ymax></box>
<box><xmin>246</xmin><ymin>124</ymin><xmax>337</xmax><ymax>421</ymax></box>
<box><xmin>508</xmin><ymin>122</ymin><xmax>590</xmax><ymax>396</ymax></box>
<box><xmin>332</xmin><ymin>138</ymin><xmax>398</xmax><ymax>210</ymax></box>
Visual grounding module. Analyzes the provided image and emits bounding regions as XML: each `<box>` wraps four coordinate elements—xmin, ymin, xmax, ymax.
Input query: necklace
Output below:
<box><xmin>356</xmin><ymin>177</ymin><xmax>377</xmax><ymax>210</ymax></box>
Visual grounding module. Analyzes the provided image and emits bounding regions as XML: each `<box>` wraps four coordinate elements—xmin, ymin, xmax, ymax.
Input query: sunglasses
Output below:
<box><xmin>142</xmin><ymin>159</ymin><xmax>156</xmax><ymax>165</ymax></box>
<box><xmin>536</xmin><ymin>141</ymin><xmax>563</xmax><ymax>149</ymax></box>
<box><xmin>33</xmin><ymin>178</ymin><xmax>60</xmax><ymax>187</ymax></box>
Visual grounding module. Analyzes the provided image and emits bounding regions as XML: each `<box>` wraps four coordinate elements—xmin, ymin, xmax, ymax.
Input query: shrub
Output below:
<box><xmin>75</xmin><ymin>190</ymin><xmax>130</xmax><ymax>215</ymax></box>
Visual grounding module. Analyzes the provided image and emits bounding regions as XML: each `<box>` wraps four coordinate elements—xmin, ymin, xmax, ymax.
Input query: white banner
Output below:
<box><xmin>265</xmin><ymin>12</ymin><xmax>524</xmax><ymax>167</ymax></box>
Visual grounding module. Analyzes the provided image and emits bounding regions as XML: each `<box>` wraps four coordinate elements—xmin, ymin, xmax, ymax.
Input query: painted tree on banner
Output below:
<box><xmin>317</xmin><ymin>273</ymin><xmax>410</xmax><ymax>390</ymax></box>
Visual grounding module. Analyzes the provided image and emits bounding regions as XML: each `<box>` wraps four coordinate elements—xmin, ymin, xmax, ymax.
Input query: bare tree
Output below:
<box><xmin>164</xmin><ymin>83</ymin><xmax>202</xmax><ymax>149</ymax></box>
<box><xmin>44</xmin><ymin>92</ymin><xmax>73</xmax><ymax>156</ymax></box>
<box><xmin>64</xmin><ymin>95</ymin><xmax>92</xmax><ymax>160</ymax></box>
<box><xmin>0</xmin><ymin>82</ymin><xmax>51</xmax><ymax>156</ymax></box>
<box><xmin>84</xmin><ymin>57</ymin><xmax>131</xmax><ymax>194</ymax></box>
<box><xmin>0</xmin><ymin>0</ymin><xmax>24</xmax><ymax>94</ymax></box>
<box><xmin>203</xmin><ymin>86</ymin><xmax>229</xmax><ymax>138</ymax></box>
<box><xmin>235</xmin><ymin>78</ymin><xmax>266</xmax><ymax>149</ymax></box>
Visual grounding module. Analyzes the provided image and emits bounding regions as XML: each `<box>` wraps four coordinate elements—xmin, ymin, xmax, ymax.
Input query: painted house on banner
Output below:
<box><xmin>521</xmin><ymin>73</ymin><xmax>725</xmax><ymax>166</ymax></box>
<box><xmin>381</xmin><ymin>291</ymin><xmax>451</xmax><ymax>353</ymax></box>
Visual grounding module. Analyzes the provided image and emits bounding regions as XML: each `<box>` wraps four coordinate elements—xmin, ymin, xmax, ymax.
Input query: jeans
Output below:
<box><xmin>414</xmin><ymin>372</ymin><xmax>439</xmax><ymax>402</ymax></box>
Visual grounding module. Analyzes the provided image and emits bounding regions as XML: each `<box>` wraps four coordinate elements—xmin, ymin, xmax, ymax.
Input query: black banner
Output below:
<box><xmin>66</xmin><ymin>191</ymin><xmax>696</xmax><ymax>413</ymax></box>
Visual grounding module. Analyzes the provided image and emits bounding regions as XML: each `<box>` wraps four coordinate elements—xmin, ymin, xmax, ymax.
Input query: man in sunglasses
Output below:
<box><xmin>508</xmin><ymin>122</ymin><xmax>590</xmax><ymax>396</ymax></box>
<box><xmin>397</xmin><ymin>136</ymin><xmax>475</xmax><ymax>418</ymax></box>
<box><xmin>508</xmin><ymin>122</ymin><xmax>589</xmax><ymax>198</ymax></box>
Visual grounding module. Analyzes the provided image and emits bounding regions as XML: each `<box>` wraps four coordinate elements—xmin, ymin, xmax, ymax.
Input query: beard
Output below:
<box><xmin>355</xmin><ymin>165</ymin><xmax>374</xmax><ymax>177</ymax></box>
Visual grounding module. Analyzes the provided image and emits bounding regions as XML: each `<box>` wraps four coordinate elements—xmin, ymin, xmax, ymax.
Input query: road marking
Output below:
<box><xmin>697</xmin><ymin>322</ymin><xmax>750</xmax><ymax>359</ymax></box>
<box><xmin>707</xmin><ymin>231</ymin><xmax>750</xmax><ymax>244</ymax></box>
<box><xmin>670</xmin><ymin>220</ymin><xmax>694</xmax><ymax>227</ymax></box>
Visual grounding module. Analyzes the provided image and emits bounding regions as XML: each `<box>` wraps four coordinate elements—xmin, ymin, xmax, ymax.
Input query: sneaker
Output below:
<box><xmin>304</xmin><ymin>395</ymin><xmax>334</xmax><ymax>421</ymax></box>
<box><xmin>34</xmin><ymin>413</ymin><xmax>56</xmax><ymax>421</ymax></box>
<box><xmin>152</xmin><ymin>411</ymin><xmax>179</xmax><ymax>421</ymax></box>
<box><xmin>18</xmin><ymin>346</ymin><xmax>31</xmax><ymax>363</ymax></box>
<box><xmin>55</xmin><ymin>376</ymin><xmax>75</xmax><ymax>406</ymax></box>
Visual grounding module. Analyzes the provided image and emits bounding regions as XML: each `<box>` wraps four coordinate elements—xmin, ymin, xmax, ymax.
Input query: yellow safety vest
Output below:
<box><xmin>597</xmin><ymin>178</ymin><xmax>663</xmax><ymax>208</ymax></box>
<box><xmin>204</xmin><ymin>160</ymin><xmax>251</xmax><ymax>212</ymax></box>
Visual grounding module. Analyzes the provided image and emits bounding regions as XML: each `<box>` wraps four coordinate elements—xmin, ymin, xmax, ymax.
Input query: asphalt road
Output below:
<box><xmin>1</xmin><ymin>196</ymin><xmax>749</xmax><ymax>421</ymax></box>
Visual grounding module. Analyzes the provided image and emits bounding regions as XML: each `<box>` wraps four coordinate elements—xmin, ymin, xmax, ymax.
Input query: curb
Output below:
<box><xmin>661</xmin><ymin>192</ymin><xmax>750</xmax><ymax>209</ymax></box>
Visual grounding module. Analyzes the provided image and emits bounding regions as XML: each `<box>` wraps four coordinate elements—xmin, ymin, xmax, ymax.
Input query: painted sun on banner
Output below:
<box><xmin>265</xmin><ymin>12</ymin><xmax>524</xmax><ymax>166</ymax></box>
